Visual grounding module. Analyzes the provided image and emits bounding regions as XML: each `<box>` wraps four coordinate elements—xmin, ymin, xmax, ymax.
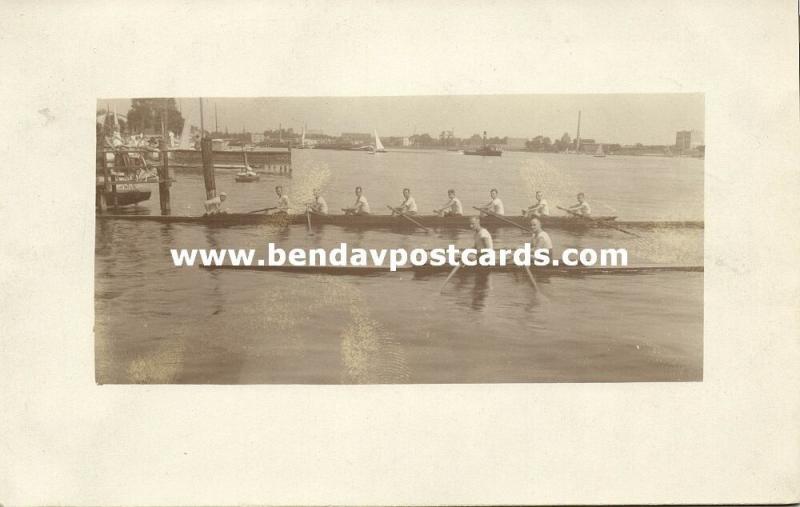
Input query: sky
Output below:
<box><xmin>100</xmin><ymin>94</ymin><xmax>704</xmax><ymax>146</ymax></box>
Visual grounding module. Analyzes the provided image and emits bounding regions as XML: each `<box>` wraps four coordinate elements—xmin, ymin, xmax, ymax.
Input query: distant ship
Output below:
<box><xmin>463</xmin><ymin>130</ymin><xmax>502</xmax><ymax>156</ymax></box>
<box><xmin>463</xmin><ymin>145</ymin><xmax>502</xmax><ymax>157</ymax></box>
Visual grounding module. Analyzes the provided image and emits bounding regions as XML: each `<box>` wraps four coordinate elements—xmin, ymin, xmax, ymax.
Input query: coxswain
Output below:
<box><xmin>203</xmin><ymin>192</ymin><xmax>227</xmax><ymax>215</ymax></box>
<box><xmin>271</xmin><ymin>185</ymin><xmax>290</xmax><ymax>214</ymax></box>
<box><xmin>342</xmin><ymin>186</ymin><xmax>370</xmax><ymax>215</ymax></box>
<box><xmin>433</xmin><ymin>189</ymin><xmax>463</xmax><ymax>217</ymax></box>
<box><xmin>567</xmin><ymin>192</ymin><xmax>591</xmax><ymax>216</ymax></box>
<box><xmin>390</xmin><ymin>188</ymin><xmax>418</xmax><ymax>215</ymax></box>
<box><xmin>478</xmin><ymin>188</ymin><xmax>505</xmax><ymax>215</ymax></box>
<box><xmin>530</xmin><ymin>217</ymin><xmax>553</xmax><ymax>256</ymax></box>
<box><xmin>308</xmin><ymin>188</ymin><xmax>328</xmax><ymax>214</ymax></box>
<box><xmin>523</xmin><ymin>191</ymin><xmax>550</xmax><ymax>217</ymax></box>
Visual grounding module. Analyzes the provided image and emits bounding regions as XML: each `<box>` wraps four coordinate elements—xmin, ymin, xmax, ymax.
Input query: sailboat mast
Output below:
<box><xmin>576</xmin><ymin>110</ymin><xmax>582</xmax><ymax>152</ymax></box>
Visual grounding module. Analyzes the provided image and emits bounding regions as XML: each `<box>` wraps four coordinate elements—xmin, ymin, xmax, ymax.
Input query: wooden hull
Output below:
<box><xmin>96</xmin><ymin>212</ymin><xmax>703</xmax><ymax>231</ymax></box>
<box><xmin>203</xmin><ymin>264</ymin><xmax>703</xmax><ymax>277</ymax></box>
<box><xmin>96</xmin><ymin>189</ymin><xmax>151</xmax><ymax>207</ymax></box>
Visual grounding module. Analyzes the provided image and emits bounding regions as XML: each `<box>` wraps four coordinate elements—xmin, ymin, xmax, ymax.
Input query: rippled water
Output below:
<box><xmin>95</xmin><ymin>150</ymin><xmax>703</xmax><ymax>383</ymax></box>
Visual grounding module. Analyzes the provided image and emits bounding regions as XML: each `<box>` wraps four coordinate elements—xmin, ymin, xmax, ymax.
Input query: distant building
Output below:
<box><xmin>575</xmin><ymin>138</ymin><xmax>597</xmax><ymax>153</ymax></box>
<box><xmin>676</xmin><ymin>130</ymin><xmax>704</xmax><ymax>150</ymax></box>
<box><xmin>505</xmin><ymin>137</ymin><xmax>528</xmax><ymax>150</ymax></box>
<box><xmin>402</xmin><ymin>137</ymin><xmax>411</xmax><ymax>147</ymax></box>
<box><xmin>341</xmin><ymin>132</ymin><xmax>372</xmax><ymax>144</ymax></box>
<box><xmin>251</xmin><ymin>133</ymin><xmax>265</xmax><ymax>144</ymax></box>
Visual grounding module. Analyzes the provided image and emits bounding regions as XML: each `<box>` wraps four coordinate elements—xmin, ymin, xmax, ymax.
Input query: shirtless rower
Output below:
<box><xmin>271</xmin><ymin>185</ymin><xmax>290</xmax><ymax>214</ymax></box>
<box><xmin>203</xmin><ymin>192</ymin><xmax>227</xmax><ymax>215</ymax></box>
<box><xmin>390</xmin><ymin>188</ymin><xmax>418</xmax><ymax>215</ymax></box>
<box><xmin>567</xmin><ymin>192</ymin><xmax>591</xmax><ymax>216</ymax></box>
<box><xmin>523</xmin><ymin>191</ymin><xmax>550</xmax><ymax>217</ymax></box>
<box><xmin>433</xmin><ymin>189</ymin><xmax>463</xmax><ymax>216</ymax></box>
<box><xmin>478</xmin><ymin>188</ymin><xmax>505</xmax><ymax>215</ymax></box>
<box><xmin>342</xmin><ymin>186</ymin><xmax>370</xmax><ymax>215</ymax></box>
<box><xmin>307</xmin><ymin>188</ymin><xmax>328</xmax><ymax>215</ymax></box>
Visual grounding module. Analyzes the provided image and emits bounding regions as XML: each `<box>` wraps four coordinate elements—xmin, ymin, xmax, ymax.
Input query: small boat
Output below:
<box><xmin>97</xmin><ymin>212</ymin><xmax>704</xmax><ymax>231</ymax></box>
<box><xmin>96</xmin><ymin>150</ymin><xmax>152</xmax><ymax>208</ymax></box>
<box><xmin>594</xmin><ymin>145</ymin><xmax>606</xmax><ymax>157</ymax></box>
<box><xmin>235</xmin><ymin>169</ymin><xmax>260</xmax><ymax>182</ymax></box>
<box><xmin>373</xmin><ymin>130</ymin><xmax>386</xmax><ymax>153</ymax></box>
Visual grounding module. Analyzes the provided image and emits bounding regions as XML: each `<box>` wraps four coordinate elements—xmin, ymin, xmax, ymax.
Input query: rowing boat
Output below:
<box><xmin>202</xmin><ymin>263</ymin><xmax>703</xmax><ymax>276</ymax></box>
<box><xmin>97</xmin><ymin>212</ymin><xmax>704</xmax><ymax>230</ymax></box>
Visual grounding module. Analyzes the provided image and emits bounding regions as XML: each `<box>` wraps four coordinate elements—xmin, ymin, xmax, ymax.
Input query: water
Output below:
<box><xmin>95</xmin><ymin>150</ymin><xmax>703</xmax><ymax>383</ymax></box>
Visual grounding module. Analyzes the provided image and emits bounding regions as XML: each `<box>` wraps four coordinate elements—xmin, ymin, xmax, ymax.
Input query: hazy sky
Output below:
<box><xmin>101</xmin><ymin>94</ymin><xmax>703</xmax><ymax>145</ymax></box>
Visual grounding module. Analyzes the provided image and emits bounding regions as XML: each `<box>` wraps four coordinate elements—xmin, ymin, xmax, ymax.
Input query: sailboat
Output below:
<box><xmin>594</xmin><ymin>144</ymin><xmax>606</xmax><ymax>157</ymax></box>
<box><xmin>371</xmin><ymin>130</ymin><xmax>386</xmax><ymax>153</ymax></box>
<box><xmin>296</xmin><ymin>124</ymin><xmax>309</xmax><ymax>149</ymax></box>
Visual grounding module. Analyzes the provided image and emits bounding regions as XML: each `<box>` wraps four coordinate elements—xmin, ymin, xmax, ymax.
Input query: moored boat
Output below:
<box><xmin>234</xmin><ymin>173</ymin><xmax>260</xmax><ymax>182</ymax></box>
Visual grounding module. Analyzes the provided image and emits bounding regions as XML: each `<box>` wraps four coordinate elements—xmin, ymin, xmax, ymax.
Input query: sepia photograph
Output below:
<box><xmin>4</xmin><ymin>1</ymin><xmax>798</xmax><ymax>504</ymax></box>
<box><xmin>95</xmin><ymin>94</ymin><xmax>704</xmax><ymax>384</ymax></box>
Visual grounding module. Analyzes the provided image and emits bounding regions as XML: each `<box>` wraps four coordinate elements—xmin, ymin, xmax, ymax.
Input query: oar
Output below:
<box><xmin>557</xmin><ymin>206</ymin><xmax>640</xmax><ymax>237</ymax></box>
<box><xmin>472</xmin><ymin>207</ymin><xmax>531</xmax><ymax>233</ymax></box>
<box><xmin>305</xmin><ymin>206</ymin><xmax>314</xmax><ymax>235</ymax></box>
<box><xmin>246</xmin><ymin>206</ymin><xmax>277</xmax><ymax>214</ymax></box>
<box><xmin>386</xmin><ymin>205</ymin><xmax>432</xmax><ymax>233</ymax></box>
<box><xmin>523</xmin><ymin>265</ymin><xmax>539</xmax><ymax>292</ymax></box>
<box><xmin>439</xmin><ymin>263</ymin><xmax>462</xmax><ymax>293</ymax></box>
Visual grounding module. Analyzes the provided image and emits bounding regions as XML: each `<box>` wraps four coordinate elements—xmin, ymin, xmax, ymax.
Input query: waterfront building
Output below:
<box><xmin>675</xmin><ymin>130</ymin><xmax>704</xmax><ymax>150</ymax></box>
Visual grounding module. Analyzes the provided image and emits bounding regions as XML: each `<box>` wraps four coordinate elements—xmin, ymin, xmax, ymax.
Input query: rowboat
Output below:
<box><xmin>234</xmin><ymin>173</ymin><xmax>260</xmax><ymax>182</ymax></box>
<box><xmin>202</xmin><ymin>263</ymin><xmax>703</xmax><ymax>277</ymax></box>
<box><xmin>96</xmin><ymin>212</ymin><xmax>703</xmax><ymax>231</ymax></box>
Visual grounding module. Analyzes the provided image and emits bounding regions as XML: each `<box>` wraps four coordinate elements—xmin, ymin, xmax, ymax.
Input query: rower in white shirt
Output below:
<box><xmin>203</xmin><ymin>192</ymin><xmax>227</xmax><ymax>215</ymax></box>
<box><xmin>478</xmin><ymin>188</ymin><xmax>505</xmax><ymax>215</ymax></box>
<box><xmin>390</xmin><ymin>188</ymin><xmax>418</xmax><ymax>215</ymax></box>
<box><xmin>523</xmin><ymin>191</ymin><xmax>550</xmax><ymax>217</ymax></box>
<box><xmin>470</xmin><ymin>216</ymin><xmax>494</xmax><ymax>254</ymax></box>
<box><xmin>308</xmin><ymin>188</ymin><xmax>328</xmax><ymax>214</ymax></box>
<box><xmin>567</xmin><ymin>192</ymin><xmax>591</xmax><ymax>216</ymax></box>
<box><xmin>342</xmin><ymin>186</ymin><xmax>370</xmax><ymax>215</ymax></box>
<box><xmin>530</xmin><ymin>217</ymin><xmax>553</xmax><ymax>256</ymax></box>
<box><xmin>271</xmin><ymin>185</ymin><xmax>290</xmax><ymax>214</ymax></box>
<box><xmin>433</xmin><ymin>189</ymin><xmax>463</xmax><ymax>216</ymax></box>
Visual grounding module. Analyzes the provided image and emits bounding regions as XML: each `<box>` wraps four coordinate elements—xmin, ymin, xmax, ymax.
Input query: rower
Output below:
<box><xmin>308</xmin><ymin>188</ymin><xmax>328</xmax><ymax>215</ymax></box>
<box><xmin>271</xmin><ymin>185</ymin><xmax>290</xmax><ymax>214</ymax></box>
<box><xmin>433</xmin><ymin>189</ymin><xmax>463</xmax><ymax>217</ymax></box>
<box><xmin>478</xmin><ymin>188</ymin><xmax>505</xmax><ymax>215</ymax></box>
<box><xmin>390</xmin><ymin>188</ymin><xmax>418</xmax><ymax>215</ymax></box>
<box><xmin>530</xmin><ymin>217</ymin><xmax>553</xmax><ymax>256</ymax></box>
<box><xmin>342</xmin><ymin>186</ymin><xmax>370</xmax><ymax>215</ymax></box>
<box><xmin>523</xmin><ymin>191</ymin><xmax>550</xmax><ymax>217</ymax></box>
<box><xmin>567</xmin><ymin>192</ymin><xmax>591</xmax><ymax>216</ymax></box>
<box><xmin>470</xmin><ymin>216</ymin><xmax>494</xmax><ymax>251</ymax></box>
<box><xmin>203</xmin><ymin>192</ymin><xmax>227</xmax><ymax>215</ymax></box>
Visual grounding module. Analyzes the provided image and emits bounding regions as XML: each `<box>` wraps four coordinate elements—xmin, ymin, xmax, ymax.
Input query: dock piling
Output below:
<box><xmin>158</xmin><ymin>141</ymin><xmax>172</xmax><ymax>215</ymax></box>
<box><xmin>201</xmin><ymin>136</ymin><xmax>216</xmax><ymax>199</ymax></box>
